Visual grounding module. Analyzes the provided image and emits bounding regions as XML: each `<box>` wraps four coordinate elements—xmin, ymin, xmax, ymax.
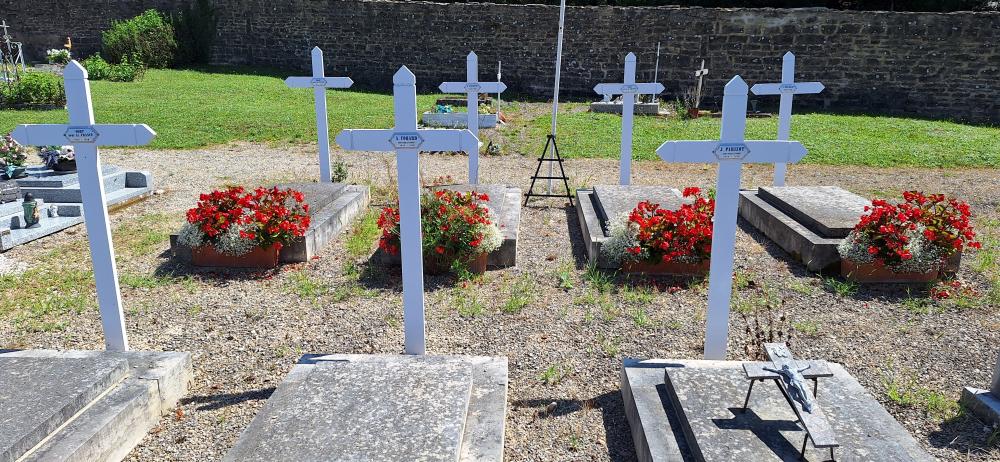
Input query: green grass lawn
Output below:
<box><xmin>2</xmin><ymin>67</ymin><xmax>998</xmax><ymax>168</ymax></box>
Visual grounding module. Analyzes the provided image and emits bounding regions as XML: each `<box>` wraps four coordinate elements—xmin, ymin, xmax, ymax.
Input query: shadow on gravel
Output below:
<box><xmin>180</xmin><ymin>387</ymin><xmax>277</xmax><ymax>411</ymax></box>
<box><xmin>511</xmin><ymin>390</ymin><xmax>638</xmax><ymax>461</ymax></box>
<box><xmin>927</xmin><ymin>411</ymin><xmax>1000</xmax><ymax>456</ymax></box>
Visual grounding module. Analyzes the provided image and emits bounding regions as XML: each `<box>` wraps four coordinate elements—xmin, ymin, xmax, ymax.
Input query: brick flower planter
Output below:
<box><xmin>840</xmin><ymin>258</ymin><xmax>938</xmax><ymax>284</ymax></box>
<box><xmin>622</xmin><ymin>259</ymin><xmax>710</xmax><ymax>276</ymax></box>
<box><xmin>192</xmin><ymin>244</ymin><xmax>281</xmax><ymax>269</ymax></box>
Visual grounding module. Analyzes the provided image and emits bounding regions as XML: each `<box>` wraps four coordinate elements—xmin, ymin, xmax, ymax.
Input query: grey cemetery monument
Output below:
<box><xmin>619</xmin><ymin>343</ymin><xmax>935</xmax><ymax>461</ymax></box>
<box><xmin>960</xmin><ymin>350</ymin><xmax>1000</xmax><ymax>427</ymax></box>
<box><xmin>2</xmin><ymin>61</ymin><xmax>191</xmax><ymax>462</ymax></box>
<box><xmin>223</xmin><ymin>67</ymin><xmax>508</xmax><ymax>462</ymax></box>
<box><xmin>170</xmin><ymin>47</ymin><xmax>370</xmax><ymax>264</ymax></box>
<box><xmin>737</xmin><ymin>53</ymin><xmax>867</xmax><ymax>272</ymax></box>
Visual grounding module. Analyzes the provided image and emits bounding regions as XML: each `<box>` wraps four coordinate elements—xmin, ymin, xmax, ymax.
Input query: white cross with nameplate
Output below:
<box><xmin>593</xmin><ymin>52</ymin><xmax>664</xmax><ymax>185</ymax></box>
<box><xmin>657</xmin><ymin>76</ymin><xmax>807</xmax><ymax>360</ymax></box>
<box><xmin>336</xmin><ymin>67</ymin><xmax>478</xmax><ymax>355</ymax></box>
<box><xmin>694</xmin><ymin>60</ymin><xmax>709</xmax><ymax>109</ymax></box>
<box><xmin>438</xmin><ymin>52</ymin><xmax>506</xmax><ymax>185</ymax></box>
<box><xmin>285</xmin><ymin>47</ymin><xmax>354</xmax><ymax>183</ymax></box>
<box><xmin>751</xmin><ymin>52</ymin><xmax>824</xmax><ymax>186</ymax></box>
<box><xmin>11</xmin><ymin>61</ymin><xmax>156</xmax><ymax>351</ymax></box>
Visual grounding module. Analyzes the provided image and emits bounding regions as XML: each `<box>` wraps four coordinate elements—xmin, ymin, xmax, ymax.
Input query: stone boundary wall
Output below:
<box><xmin>2</xmin><ymin>0</ymin><xmax>998</xmax><ymax>122</ymax></box>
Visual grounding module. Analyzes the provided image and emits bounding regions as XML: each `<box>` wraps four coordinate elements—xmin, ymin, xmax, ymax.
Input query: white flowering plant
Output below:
<box><xmin>46</xmin><ymin>49</ymin><xmax>71</xmax><ymax>65</ymax></box>
<box><xmin>0</xmin><ymin>134</ymin><xmax>28</xmax><ymax>177</ymax></box>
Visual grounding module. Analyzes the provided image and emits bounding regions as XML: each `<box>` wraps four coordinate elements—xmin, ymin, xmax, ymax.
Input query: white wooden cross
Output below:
<box><xmin>438</xmin><ymin>51</ymin><xmax>506</xmax><ymax>185</ymax></box>
<box><xmin>593</xmin><ymin>52</ymin><xmax>664</xmax><ymax>185</ymax></box>
<box><xmin>657</xmin><ymin>76</ymin><xmax>807</xmax><ymax>360</ymax></box>
<box><xmin>11</xmin><ymin>61</ymin><xmax>156</xmax><ymax>351</ymax></box>
<box><xmin>336</xmin><ymin>67</ymin><xmax>478</xmax><ymax>355</ymax></box>
<box><xmin>694</xmin><ymin>60</ymin><xmax>709</xmax><ymax>109</ymax></box>
<box><xmin>285</xmin><ymin>46</ymin><xmax>354</xmax><ymax>183</ymax></box>
<box><xmin>0</xmin><ymin>20</ymin><xmax>10</xmax><ymax>40</ymax></box>
<box><xmin>750</xmin><ymin>52</ymin><xmax>824</xmax><ymax>186</ymax></box>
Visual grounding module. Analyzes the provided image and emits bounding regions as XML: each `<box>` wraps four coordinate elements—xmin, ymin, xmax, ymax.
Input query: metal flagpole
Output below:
<box><xmin>548</xmin><ymin>0</ymin><xmax>566</xmax><ymax>193</ymax></box>
<box><xmin>497</xmin><ymin>61</ymin><xmax>502</xmax><ymax>121</ymax></box>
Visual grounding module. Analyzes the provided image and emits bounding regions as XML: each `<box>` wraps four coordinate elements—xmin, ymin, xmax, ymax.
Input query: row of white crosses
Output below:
<box><xmin>438</xmin><ymin>51</ymin><xmax>506</xmax><ymax>185</ymax></box>
<box><xmin>657</xmin><ymin>75</ymin><xmax>807</xmax><ymax>360</ymax></box>
<box><xmin>337</xmin><ymin>67</ymin><xmax>478</xmax><ymax>354</ymax></box>
<box><xmin>11</xmin><ymin>62</ymin><xmax>157</xmax><ymax>351</ymax></box>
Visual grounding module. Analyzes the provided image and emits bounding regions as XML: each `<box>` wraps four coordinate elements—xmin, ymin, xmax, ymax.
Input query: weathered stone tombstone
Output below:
<box><xmin>750</xmin><ymin>52</ymin><xmax>825</xmax><ymax>186</ymax></box>
<box><xmin>656</xmin><ymin>75</ymin><xmax>808</xmax><ymax>360</ymax></box>
<box><xmin>224</xmin><ymin>67</ymin><xmax>508</xmax><ymax>461</ymax></box>
<box><xmin>592</xmin><ymin>52</ymin><xmax>665</xmax><ymax>185</ymax></box>
<box><xmin>3</xmin><ymin>61</ymin><xmax>191</xmax><ymax>462</ymax></box>
<box><xmin>435</xmin><ymin>51</ymin><xmax>507</xmax><ymax>185</ymax></box>
<box><xmin>736</xmin><ymin>54</ymin><xmax>868</xmax><ymax>273</ymax></box>
<box><xmin>960</xmin><ymin>350</ymin><xmax>1000</xmax><ymax>426</ymax></box>
<box><xmin>284</xmin><ymin>46</ymin><xmax>354</xmax><ymax>184</ymax></box>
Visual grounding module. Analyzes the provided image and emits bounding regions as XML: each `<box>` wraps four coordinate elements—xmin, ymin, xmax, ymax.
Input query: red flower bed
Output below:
<box><xmin>626</xmin><ymin>187</ymin><xmax>715</xmax><ymax>264</ymax></box>
<box><xmin>184</xmin><ymin>186</ymin><xmax>311</xmax><ymax>254</ymax></box>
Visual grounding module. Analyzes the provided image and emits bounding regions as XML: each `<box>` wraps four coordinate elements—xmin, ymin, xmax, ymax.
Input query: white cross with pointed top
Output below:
<box><xmin>285</xmin><ymin>46</ymin><xmax>354</xmax><ymax>183</ymax></box>
<box><xmin>438</xmin><ymin>51</ymin><xmax>506</xmax><ymax>184</ymax></box>
<box><xmin>11</xmin><ymin>61</ymin><xmax>157</xmax><ymax>351</ymax></box>
<box><xmin>336</xmin><ymin>66</ymin><xmax>478</xmax><ymax>355</ymax></box>
<box><xmin>593</xmin><ymin>52</ymin><xmax>665</xmax><ymax>185</ymax></box>
<box><xmin>750</xmin><ymin>51</ymin><xmax>824</xmax><ymax>186</ymax></box>
<box><xmin>656</xmin><ymin>75</ymin><xmax>807</xmax><ymax>360</ymax></box>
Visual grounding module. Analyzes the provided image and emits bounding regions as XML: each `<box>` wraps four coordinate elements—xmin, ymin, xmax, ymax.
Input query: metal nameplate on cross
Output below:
<box><xmin>11</xmin><ymin>61</ymin><xmax>157</xmax><ymax>351</ymax></box>
<box><xmin>742</xmin><ymin>343</ymin><xmax>839</xmax><ymax>460</ymax></box>
<box><xmin>438</xmin><ymin>52</ymin><xmax>506</xmax><ymax>185</ymax></box>
<box><xmin>285</xmin><ymin>47</ymin><xmax>354</xmax><ymax>184</ymax></box>
<box><xmin>656</xmin><ymin>76</ymin><xmax>807</xmax><ymax>361</ymax></box>
<box><xmin>336</xmin><ymin>66</ymin><xmax>478</xmax><ymax>355</ymax></box>
<box><xmin>750</xmin><ymin>52</ymin><xmax>824</xmax><ymax>186</ymax></box>
<box><xmin>593</xmin><ymin>52</ymin><xmax>665</xmax><ymax>185</ymax></box>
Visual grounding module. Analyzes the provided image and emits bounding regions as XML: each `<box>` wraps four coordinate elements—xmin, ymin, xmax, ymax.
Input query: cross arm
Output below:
<box><xmin>750</xmin><ymin>82</ymin><xmax>824</xmax><ymax>96</ymax></box>
<box><xmin>12</xmin><ymin>123</ymin><xmax>156</xmax><ymax>147</ymax></box>
<box><xmin>743</xmin><ymin>361</ymin><xmax>833</xmax><ymax>380</ymax></box>
<box><xmin>438</xmin><ymin>81</ymin><xmax>507</xmax><ymax>94</ymax></box>
<box><xmin>336</xmin><ymin>128</ymin><xmax>479</xmax><ymax>153</ymax></box>
<box><xmin>285</xmin><ymin>76</ymin><xmax>354</xmax><ymax>89</ymax></box>
<box><xmin>593</xmin><ymin>82</ymin><xmax>665</xmax><ymax>96</ymax></box>
<box><xmin>656</xmin><ymin>140</ymin><xmax>807</xmax><ymax>164</ymax></box>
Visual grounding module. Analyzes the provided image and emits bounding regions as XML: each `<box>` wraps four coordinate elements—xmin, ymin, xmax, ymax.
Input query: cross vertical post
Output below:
<box><xmin>593</xmin><ymin>53</ymin><xmax>664</xmax><ymax>185</ymax></box>
<box><xmin>336</xmin><ymin>67</ymin><xmax>478</xmax><ymax>355</ymax></box>
<box><xmin>285</xmin><ymin>47</ymin><xmax>354</xmax><ymax>183</ymax></box>
<box><xmin>656</xmin><ymin>76</ymin><xmax>807</xmax><ymax>360</ymax></box>
<box><xmin>750</xmin><ymin>52</ymin><xmax>824</xmax><ymax>186</ymax></box>
<box><xmin>11</xmin><ymin>61</ymin><xmax>157</xmax><ymax>351</ymax></box>
<box><xmin>439</xmin><ymin>52</ymin><xmax>506</xmax><ymax>184</ymax></box>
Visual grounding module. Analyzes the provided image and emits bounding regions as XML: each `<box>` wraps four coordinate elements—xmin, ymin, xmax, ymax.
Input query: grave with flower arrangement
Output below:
<box><xmin>1</xmin><ymin>60</ymin><xmax>190</xmax><ymax>462</ymax></box>
<box><xmin>223</xmin><ymin>67</ymin><xmax>507</xmax><ymax>462</ymax></box>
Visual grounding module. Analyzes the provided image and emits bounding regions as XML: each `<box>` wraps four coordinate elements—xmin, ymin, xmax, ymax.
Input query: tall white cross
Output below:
<box><xmin>11</xmin><ymin>61</ymin><xmax>156</xmax><ymax>351</ymax></box>
<box><xmin>285</xmin><ymin>47</ymin><xmax>354</xmax><ymax>183</ymax></box>
<box><xmin>694</xmin><ymin>60</ymin><xmax>709</xmax><ymax>109</ymax></box>
<box><xmin>593</xmin><ymin>52</ymin><xmax>664</xmax><ymax>185</ymax></box>
<box><xmin>336</xmin><ymin>67</ymin><xmax>478</xmax><ymax>355</ymax></box>
<box><xmin>750</xmin><ymin>52</ymin><xmax>824</xmax><ymax>186</ymax></box>
<box><xmin>657</xmin><ymin>76</ymin><xmax>807</xmax><ymax>360</ymax></box>
<box><xmin>438</xmin><ymin>51</ymin><xmax>506</xmax><ymax>184</ymax></box>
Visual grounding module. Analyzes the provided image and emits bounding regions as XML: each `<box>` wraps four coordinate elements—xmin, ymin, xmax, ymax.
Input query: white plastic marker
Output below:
<box><xmin>12</xmin><ymin>61</ymin><xmax>156</xmax><ymax>351</ymax></box>
<box><xmin>656</xmin><ymin>76</ymin><xmax>807</xmax><ymax>360</ymax></box>
<box><xmin>750</xmin><ymin>51</ymin><xmax>824</xmax><ymax>186</ymax></box>
<box><xmin>336</xmin><ymin>67</ymin><xmax>478</xmax><ymax>355</ymax></box>
<box><xmin>593</xmin><ymin>52</ymin><xmax>664</xmax><ymax>185</ymax></box>
<box><xmin>438</xmin><ymin>51</ymin><xmax>506</xmax><ymax>184</ymax></box>
<box><xmin>285</xmin><ymin>47</ymin><xmax>354</xmax><ymax>183</ymax></box>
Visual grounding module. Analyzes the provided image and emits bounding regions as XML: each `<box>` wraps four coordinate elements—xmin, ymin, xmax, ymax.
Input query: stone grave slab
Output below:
<box><xmin>1</xmin><ymin>165</ymin><xmax>153</xmax><ymax>252</ymax></box>
<box><xmin>620</xmin><ymin>359</ymin><xmax>934</xmax><ymax>462</ymax></box>
<box><xmin>170</xmin><ymin>182</ymin><xmax>370</xmax><ymax>264</ymax></box>
<box><xmin>739</xmin><ymin>186</ymin><xmax>869</xmax><ymax>272</ymax></box>
<box><xmin>224</xmin><ymin>354</ymin><xmax>508</xmax><ymax>462</ymax></box>
<box><xmin>590</xmin><ymin>101</ymin><xmax>661</xmax><ymax>115</ymax></box>
<box><xmin>576</xmin><ymin>185</ymin><xmax>685</xmax><ymax>268</ymax></box>
<box><xmin>0</xmin><ymin>349</ymin><xmax>191</xmax><ymax>462</ymax></box>
<box><xmin>421</xmin><ymin>112</ymin><xmax>498</xmax><ymax>129</ymax></box>
<box><xmin>379</xmin><ymin>183</ymin><xmax>520</xmax><ymax>268</ymax></box>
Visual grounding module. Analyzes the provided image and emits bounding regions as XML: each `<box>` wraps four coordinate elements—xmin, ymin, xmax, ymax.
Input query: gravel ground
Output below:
<box><xmin>1</xmin><ymin>140</ymin><xmax>998</xmax><ymax>461</ymax></box>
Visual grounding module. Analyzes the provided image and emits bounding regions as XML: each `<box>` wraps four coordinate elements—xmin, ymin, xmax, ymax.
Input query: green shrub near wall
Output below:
<box><xmin>0</xmin><ymin>72</ymin><xmax>66</xmax><ymax>108</ymax></box>
<box><xmin>172</xmin><ymin>0</ymin><xmax>218</xmax><ymax>65</ymax></box>
<box><xmin>82</xmin><ymin>54</ymin><xmax>146</xmax><ymax>82</ymax></box>
<box><xmin>101</xmin><ymin>10</ymin><xmax>177</xmax><ymax>68</ymax></box>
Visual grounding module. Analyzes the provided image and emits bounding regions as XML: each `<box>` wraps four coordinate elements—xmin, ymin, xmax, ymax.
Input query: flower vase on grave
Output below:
<box><xmin>191</xmin><ymin>244</ymin><xmax>281</xmax><ymax>269</ymax></box>
<box><xmin>2</xmin><ymin>166</ymin><xmax>26</xmax><ymax>179</ymax></box>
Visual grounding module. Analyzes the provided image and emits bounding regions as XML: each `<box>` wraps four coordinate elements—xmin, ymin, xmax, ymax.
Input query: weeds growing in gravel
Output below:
<box><xmin>555</xmin><ymin>260</ymin><xmax>575</xmax><ymax>290</ymax></box>
<box><xmin>345</xmin><ymin>210</ymin><xmax>379</xmax><ymax>259</ymax></box>
<box><xmin>630</xmin><ymin>307</ymin><xmax>652</xmax><ymax>328</ymax></box>
<box><xmin>503</xmin><ymin>274</ymin><xmax>536</xmax><ymax>314</ymax></box>
<box><xmin>792</xmin><ymin>320</ymin><xmax>819</xmax><ymax>335</ymax></box>
<box><xmin>737</xmin><ymin>286</ymin><xmax>793</xmax><ymax>360</ymax></box>
<box><xmin>902</xmin><ymin>292</ymin><xmax>937</xmax><ymax>315</ymax></box>
<box><xmin>822</xmin><ymin>276</ymin><xmax>858</xmax><ymax>298</ymax></box>
<box><xmin>583</xmin><ymin>263</ymin><xmax>614</xmax><ymax>294</ymax></box>
<box><xmin>454</xmin><ymin>288</ymin><xmax>485</xmax><ymax>317</ymax></box>
<box><xmin>884</xmin><ymin>371</ymin><xmax>959</xmax><ymax>421</ymax></box>
<box><xmin>621</xmin><ymin>284</ymin><xmax>655</xmax><ymax>306</ymax></box>
<box><xmin>597</xmin><ymin>334</ymin><xmax>621</xmax><ymax>357</ymax></box>
<box><xmin>287</xmin><ymin>271</ymin><xmax>328</xmax><ymax>304</ymax></box>
<box><xmin>539</xmin><ymin>364</ymin><xmax>569</xmax><ymax>386</ymax></box>
<box><xmin>787</xmin><ymin>279</ymin><xmax>817</xmax><ymax>296</ymax></box>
